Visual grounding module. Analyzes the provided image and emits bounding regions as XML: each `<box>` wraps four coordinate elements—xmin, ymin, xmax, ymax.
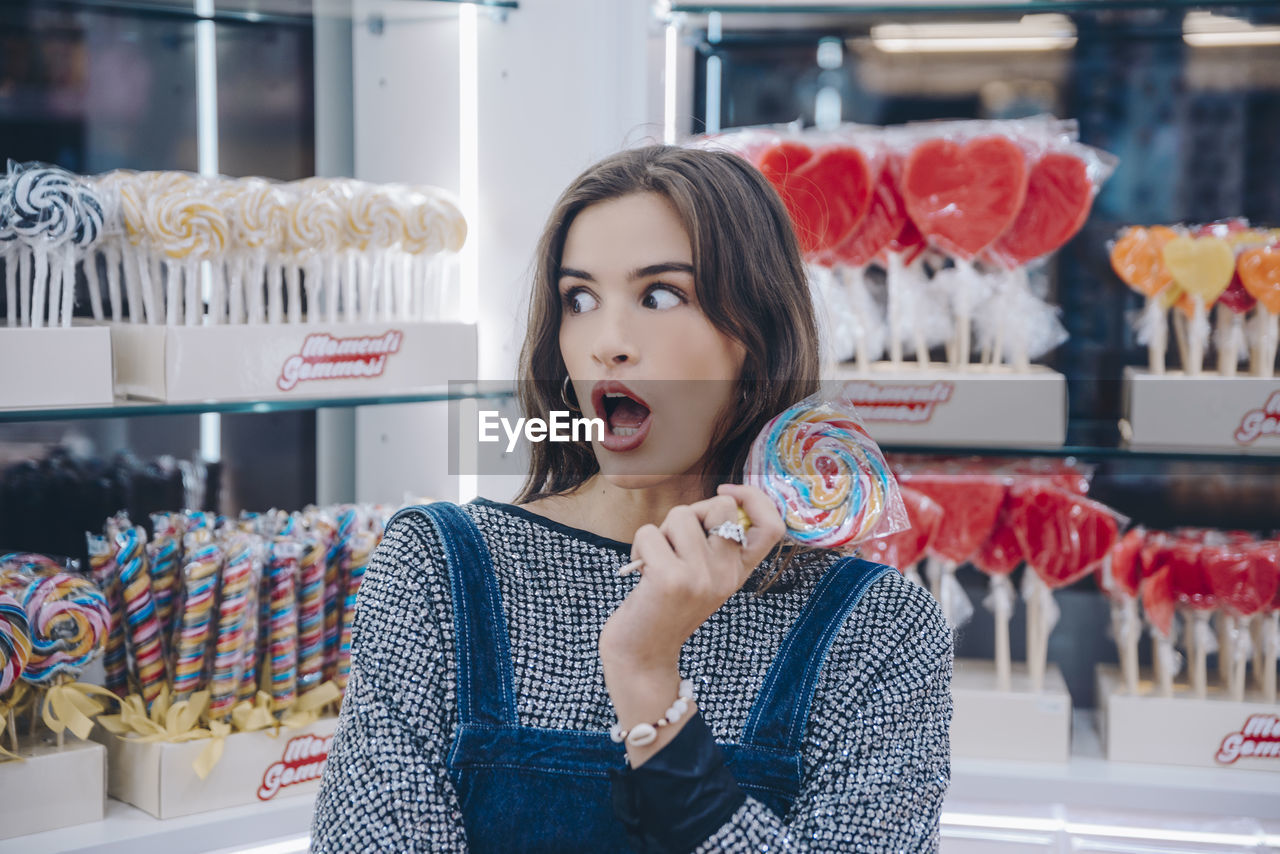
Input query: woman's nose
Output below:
<box><xmin>592</xmin><ymin>308</ymin><xmax>638</xmax><ymax>366</ymax></box>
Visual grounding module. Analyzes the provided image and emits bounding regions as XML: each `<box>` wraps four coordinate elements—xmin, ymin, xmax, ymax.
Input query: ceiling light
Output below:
<box><xmin>871</xmin><ymin>14</ymin><xmax>1077</xmax><ymax>54</ymax></box>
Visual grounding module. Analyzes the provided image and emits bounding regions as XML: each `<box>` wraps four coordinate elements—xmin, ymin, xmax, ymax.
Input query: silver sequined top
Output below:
<box><xmin>312</xmin><ymin>499</ymin><xmax>953</xmax><ymax>852</ymax></box>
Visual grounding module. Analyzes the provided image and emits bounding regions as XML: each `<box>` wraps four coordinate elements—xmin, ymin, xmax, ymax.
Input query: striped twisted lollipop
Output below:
<box><xmin>0</xmin><ymin>590</ymin><xmax>32</xmax><ymax>694</ymax></box>
<box><xmin>19</xmin><ymin>573</ymin><xmax>110</xmax><ymax>685</ymax></box>
<box><xmin>744</xmin><ymin>399</ymin><xmax>896</xmax><ymax>548</ymax></box>
<box><xmin>116</xmin><ymin>526</ymin><xmax>167</xmax><ymax>705</ymax></box>
<box><xmin>335</xmin><ymin>530</ymin><xmax>375</xmax><ymax>692</ymax></box>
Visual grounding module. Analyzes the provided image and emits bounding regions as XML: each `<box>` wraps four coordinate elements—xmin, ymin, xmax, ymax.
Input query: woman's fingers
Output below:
<box><xmin>660</xmin><ymin>505</ymin><xmax>710</xmax><ymax>561</ymax></box>
<box><xmin>716</xmin><ymin>483</ymin><xmax>786</xmax><ymax>556</ymax></box>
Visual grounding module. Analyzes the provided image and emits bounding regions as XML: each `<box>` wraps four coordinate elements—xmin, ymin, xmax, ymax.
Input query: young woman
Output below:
<box><xmin>312</xmin><ymin>146</ymin><xmax>952</xmax><ymax>852</ymax></box>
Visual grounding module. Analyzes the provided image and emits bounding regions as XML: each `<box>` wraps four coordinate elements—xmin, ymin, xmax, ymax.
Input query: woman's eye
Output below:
<box><xmin>642</xmin><ymin>286</ymin><xmax>685</xmax><ymax>310</ymax></box>
<box><xmin>565</xmin><ymin>289</ymin><xmax>598</xmax><ymax>314</ymax></box>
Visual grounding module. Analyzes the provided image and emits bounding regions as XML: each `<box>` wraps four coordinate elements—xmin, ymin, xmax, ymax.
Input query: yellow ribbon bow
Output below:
<box><xmin>42</xmin><ymin>682</ymin><xmax>119</xmax><ymax>742</ymax></box>
<box><xmin>280</xmin><ymin>682</ymin><xmax>341</xmax><ymax>731</ymax></box>
<box><xmin>231</xmin><ymin>691</ymin><xmax>279</xmax><ymax>735</ymax></box>
<box><xmin>0</xmin><ymin>684</ymin><xmax>32</xmax><ymax>761</ymax></box>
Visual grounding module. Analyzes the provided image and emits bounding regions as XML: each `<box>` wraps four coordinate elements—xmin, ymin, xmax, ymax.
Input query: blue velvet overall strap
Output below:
<box><xmin>740</xmin><ymin>555</ymin><xmax>895</xmax><ymax>755</ymax></box>
<box><xmin>390</xmin><ymin>501</ymin><xmax>517</xmax><ymax>727</ymax></box>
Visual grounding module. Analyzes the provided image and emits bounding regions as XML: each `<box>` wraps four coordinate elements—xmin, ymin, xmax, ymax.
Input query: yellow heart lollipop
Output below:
<box><xmin>1161</xmin><ymin>236</ymin><xmax>1234</xmax><ymax>306</ymax></box>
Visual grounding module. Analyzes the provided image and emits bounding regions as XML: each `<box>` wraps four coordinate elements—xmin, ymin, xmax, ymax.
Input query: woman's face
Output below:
<box><xmin>558</xmin><ymin>192</ymin><xmax>746</xmax><ymax>489</ymax></box>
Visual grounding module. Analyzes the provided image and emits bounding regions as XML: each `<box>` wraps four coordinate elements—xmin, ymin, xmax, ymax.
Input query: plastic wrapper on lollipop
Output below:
<box><xmin>744</xmin><ymin>391</ymin><xmax>908</xmax><ymax>549</ymax></box>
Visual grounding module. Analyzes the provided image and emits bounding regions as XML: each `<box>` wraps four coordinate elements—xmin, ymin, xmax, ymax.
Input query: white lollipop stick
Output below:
<box><xmin>85</xmin><ymin>250</ymin><xmax>104</xmax><ymax>322</ymax></box>
<box><xmin>1187</xmin><ymin>295</ymin><xmax>1209</xmax><ymax>376</ymax></box>
<box><xmin>1216</xmin><ymin>306</ymin><xmax>1240</xmax><ymax>377</ymax></box>
<box><xmin>304</xmin><ymin>257</ymin><xmax>322</xmax><ymax>323</ymax></box>
<box><xmin>210</xmin><ymin>259</ymin><xmax>225</xmax><ymax>324</ymax></box>
<box><xmin>358</xmin><ymin>255</ymin><xmax>373</xmax><ymax>322</ymax></box>
<box><xmin>123</xmin><ymin>246</ymin><xmax>143</xmax><ymax>323</ymax></box>
<box><xmin>184</xmin><ymin>259</ymin><xmax>200</xmax><ymax>326</ymax></box>
<box><xmin>60</xmin><ymin>249</ymin><xmax>76</xmax><ymax>327</ymax></box>
<box><xmin>342</xmin><ymin>253</ymin><xmax>356</xmax><ymax>323</ymax></box>
<box><xmin>31</xmin><ymin>247</ymin><xmax>49</xmax><ymax>329</ymax></box>
<box><xmin>1254</xmin><ymin>310</ymin><xmax>1279</xmax><ymax>379</ymax></box>
<box><xmin>4</xmin><ymin>251</ymin><xmax>16</xmax><ymax>327</ymax></box>
<box><xmin>228</xmin><ymin>256</ymin><xmax>245</xmax><ymax>325</ymax></box>
<box><xmin>286</xmin><ymin>264</ymin><xmax>302</xmax><ymax>324</ymax></box>
<box><xmin>324</xmin><ymin>255</ymin><xmax>339</xmax><ymax>324</ymax></box>
<box><xmin>379</xmin><ymin>254</ymin><xmax>394</xmax><ymax>321</ymax></box>
<box><xmin>164</xmin><ymin>258</ymin><xmax>180</xmax><ymax>325</ymax></box>
<box><xmin>104</xmin><ymin>245</ymin><xmax>124</xmax><ymax>323</ymax></box>
<box><xmin>148</xmin><ymin>254</ymin><xmax>165</xmax><ymax>325</ymax></box>
<box><xmin>398</xmin><ymin>254</ymin><xmax>413</xmax><ymax>321</ymax></box>
<box><xmin>18</xmin><ymin>248</ymin><xmax>32</xmax><ymax>326</ymax></box>
<box><xmin>268</xmin><ymin>263</ymin><xmax>284</xmax><ymax>324</ymax></box>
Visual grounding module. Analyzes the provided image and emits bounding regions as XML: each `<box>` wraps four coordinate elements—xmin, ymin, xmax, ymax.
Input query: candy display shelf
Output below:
<box><xmin>666</xmin><ymin>0</ymin><xmax>1280</xmax><ymax>17</ymax></box>
<box><xmin>7</xmin><ymin>713</ymin><xmax>1278</xmax><ymax>854</ymax></box>
<box><xmin>0</xmin><ymin>385</ymin><xmax>513</xmax><ymax>423</ymax></box>
<box><xmin>14</xmin><ymin>0</ymin><xmax>519</xmax><ymax>27</ymax></box>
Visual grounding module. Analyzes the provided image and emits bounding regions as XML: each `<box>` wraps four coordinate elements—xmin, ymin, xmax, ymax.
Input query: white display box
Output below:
<box><xmin>1122</xmin><ymin>367</ymin><xmax>1280</xmax><ymax>452</ymax></box>
<box><xmin>0</xmin><ymin>738</ymin><xmax>106</xmax><ymax>840</ymax></box>
<box><xmin>1096</xmin><ymin>665</ymin><xmax>1280</xmax><ymax>772</ymax></box>
<box><xmin>0</xmin><ymin>325</ymin><xmax>114</xmax><ymax>409</ymax></box>
<box><xmin>826</xmin><ymin>364</ymin><xmax>1067</xmax><ymax>447</ymax></box>
<box><xmin>96</xmin><ymin>716</ymin><xmax>337</xmax><ymax>820</ymax></box>
<box><xmin>952</xmin><ymin>659</ymin><xmax>1072</xmax><ymax>763</ymax></box>
<box><xmin>109</xmin><ymin>321</ymin><xmax>477</xmax><ymax>403</ymax></box>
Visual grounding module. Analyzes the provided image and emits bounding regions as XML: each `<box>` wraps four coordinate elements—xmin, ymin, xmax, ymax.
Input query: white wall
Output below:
<box><xmin>349</xmin><ymin>0</ymin><xmax>667</xmax><ymax>503</ymax></box>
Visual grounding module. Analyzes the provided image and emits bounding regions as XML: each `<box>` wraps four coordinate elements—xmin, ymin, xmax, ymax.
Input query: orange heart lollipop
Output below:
<box><xmin>1238</xmin><ymin>244</ymin><xmax>1280</xmax><ymax>314</ymax></box>
<box><xmin>1110</xmin><ymin>226</ymin><xmax>1176</xmax><ymax>298</ymax></box>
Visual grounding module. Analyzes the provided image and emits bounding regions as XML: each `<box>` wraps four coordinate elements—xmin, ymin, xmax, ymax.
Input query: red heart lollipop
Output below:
<box><xmin>1166</xmin><ymin>538</ymin><xmax>1215</xmax><ymax>611</ymax></box>
<box><xmin>796</xmin><ymin>145</ymin><xmax>874</xmax><ymax>259</ymax></box>
<box><xmin>754</xmin><ymin>141</ymin><xmax>823</xmax><ymax>256</ymax></box>
<box><xmin>990</xmin><ymin>151</ymin><xmax>1093</xmax><ymax>269</ymax></box>
<box><xmin>832</xmin><ymin>162</ymin><xmax>907</xmax><ymax>268</ymax></box>
<box><xmin>1141</xmin><ymin>564</ymin><xmax>1176</xmax><ymax>638</ymax></box>
<box><xmin>972</xmin><ymin>503</ymin><xmax>1023</xmax><ymax>577</ymax></box>
<box><xmin>1202</xmin><ymin>541</ymin><xmax>1280</xmax><ymax>618</ymax></box>
<box><xmin>908</xmin><ymin>473</ymin><xmax>1006</xmax><ymax>564</ymax></box>
<box><xmin>1007</xmin><ymin>484</ymin><xmax>1118</xmax><ymax>589</ymax></box>
<box><xmin>1217</xmin><ymin>273</ymin><xmax>1258</xmax><ymax>315</ymax></box>
<box><xmin>902</xmin><ymin>135</ymin><xmax>1029</xmax><ymax>260</ymax></box>
<box><xmin>1106</xmin><ymin>527</ymin><xmax>1145</xmax><ymax>599</ymax></box>
<box><xmin>886</xmin><ymin>213</ymin><xmax>927</xmax><ymax>266</ymax></box>
<box><xmin>862</xmin><ymin>487</ymin><xmax>942</xmax><ymax>571</ymax></box>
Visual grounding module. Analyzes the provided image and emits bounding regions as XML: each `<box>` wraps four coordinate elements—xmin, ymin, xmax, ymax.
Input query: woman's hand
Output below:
<box><xmin>598</xmin><ymin>484</ymin><xmax>785</xmax><ymax>765</ymax></box>
<box><xmin>600</xmin><ymin>484</ymin><xmax>785</xmax><ymax>667</ymax></box>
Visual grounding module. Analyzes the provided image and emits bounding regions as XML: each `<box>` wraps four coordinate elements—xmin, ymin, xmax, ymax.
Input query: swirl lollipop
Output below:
<box><xmin>3</xmin><ymin>163</ymin><xmax>79</xmax><ymax>329</ymax></box>
<box><xmin>145</xmin><ymin>173</ymin><xmax>230</xmax><ymax>325</ymax></box>
<box><xmin>0</xmin><ymin>590</ymin><xmax>31</xmax><ymax>695</ymax></box>
<box><xmin>347</xmin><ymin>184</ymin><xmax>407</xmax><ymax>321</ymax></box>
<box><xmin>619</xmin><ymin>395</ymin><xmax>905</xmax><ymax>577</ymax></box>
<box><xmin>225</xmin><ymin>177</ymin><xmax>290</xmax><ymax>325</ymax></box>
<box><xmin>287</xmin><ymin>184</ymin><xmax>344</xmax><ymax>323</ymax></box>
<box><xmin>18</xmin><ymin>573</ymin><xmax>109</xmax><ymax>686</ymax></box>
<box><xmin>744</xmin><ymin>397</ymin><xmax>900</xmax><ymax>548</ymax></box>
<box><xmin>402</xmin><ymin>188</ymin><xmax>466</xmax><ymax>321</ymax></box>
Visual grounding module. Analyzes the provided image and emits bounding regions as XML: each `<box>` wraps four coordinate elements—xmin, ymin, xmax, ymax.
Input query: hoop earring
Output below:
<box><xmin>561</xmin><ymin>375</ymin><xmax>580</xmax><ymax>411</ymax></box>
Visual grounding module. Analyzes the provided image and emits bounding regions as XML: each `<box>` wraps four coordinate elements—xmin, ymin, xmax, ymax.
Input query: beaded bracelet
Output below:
<box><xmin>609</xmin><ymin>678</ymin><xmax>696</xmax><ymax>747</ymax></box>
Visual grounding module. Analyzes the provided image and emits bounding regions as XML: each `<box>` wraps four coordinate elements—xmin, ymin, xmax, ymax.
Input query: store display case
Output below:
<box><xmin>2</xmin><ymin>0</ymin><xmax>1279</xmax><ymax>851</ymax></box>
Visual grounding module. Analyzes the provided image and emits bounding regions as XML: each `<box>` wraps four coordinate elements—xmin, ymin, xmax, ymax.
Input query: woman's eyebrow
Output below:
<box><xmin>557</xmin><ymin>262</ymin><xmax>694</xmax><ymax>283</ymax></box>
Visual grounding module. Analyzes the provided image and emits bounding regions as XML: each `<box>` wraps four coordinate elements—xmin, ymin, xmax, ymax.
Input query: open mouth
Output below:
<box><xmin>591</xmin><ymin>381</ymin><xmax>653</xmax><ymax>452</ymax></box>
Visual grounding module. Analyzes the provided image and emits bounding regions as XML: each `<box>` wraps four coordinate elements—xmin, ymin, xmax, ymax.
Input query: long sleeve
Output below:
<box><xmin>615</xmin><ymin>573</ymin><xmax>952</xmax><ymax>854</ymax></box>
<box><xmin>693</xmin><ymin>577</ymin><xmax>953</xmax><ymax>853</ymax></box>
<box><xmin>311</xmin><ymin>517</ymin><xmax>468</xmax><ymax>853</ymax></box>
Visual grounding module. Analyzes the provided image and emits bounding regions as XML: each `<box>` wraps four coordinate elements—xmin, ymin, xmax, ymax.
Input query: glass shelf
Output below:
<box><xmin>0</xmin><ymin>385</ymin><xmax>515</xmax><ymax>423</ymax></box>
<box><xmin>880</xmin><ymin>441</ymin><xmax>1280</xmax><ymax>465</ymax></box>
<box><xmin>13</xmin><ymin>0</ymin><xmax>518</xmax><ymax>27</ymax></box>
<box><xmin>667</xmin><ymin>0</ymin><xmax>1280</xmax><ymax>16</ymax></box>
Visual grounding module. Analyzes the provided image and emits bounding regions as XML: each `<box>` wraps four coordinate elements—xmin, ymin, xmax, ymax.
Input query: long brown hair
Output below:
<box><xmin>514</xmin><ymin>145</ymin><xmax>822</xmax><ymax>591</ymax></box>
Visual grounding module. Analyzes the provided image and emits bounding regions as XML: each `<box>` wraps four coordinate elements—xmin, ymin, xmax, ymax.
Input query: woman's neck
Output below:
<box><xmin>518</xmin><ymin>474</ymin><xmax>709</xmax><ymax>545</ymax></box>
